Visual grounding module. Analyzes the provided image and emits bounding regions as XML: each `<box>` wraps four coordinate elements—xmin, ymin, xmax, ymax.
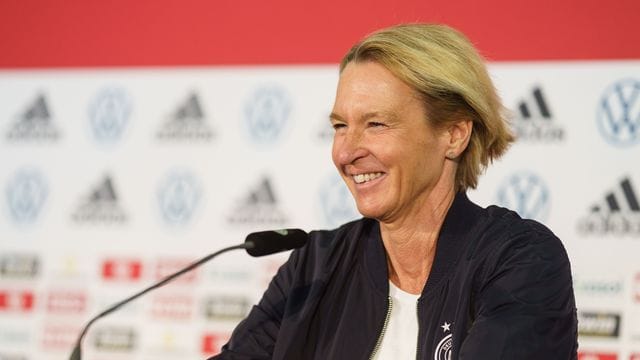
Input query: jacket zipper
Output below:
<box><xmin>369</xmin><ymin>296</ymin><xmax>392</xmax><ymax>360</ymax></box>
<box><xmin>415</xmin><ymin>300</ymin><xmax>421</xmax><ymax>359</ymax></box>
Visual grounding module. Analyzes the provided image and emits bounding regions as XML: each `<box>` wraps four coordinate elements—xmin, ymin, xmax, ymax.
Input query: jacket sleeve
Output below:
<box><xmin>459</xmin><ymin>224</ymin><xmax>578</xmax><ymax>360</ymax></box>
<box><xmin>208</xmin><ymin>248</ymin><xmax>302</xmax><ymax>360</ymax></box>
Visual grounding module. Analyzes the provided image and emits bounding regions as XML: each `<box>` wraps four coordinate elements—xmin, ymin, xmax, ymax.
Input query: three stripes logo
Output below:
<box><xmin>578</xmin><ymin>177</ymin><xmax>640</xmax><ymax>235</ymax></box>
<box><xmin>71</xmin><ymin>175</ymin><xmax>127</xmax><ymax>224</ymax></box>
<box><xmin>5</xmin><ymin>93</ymin><xmax>60</xmax><ymax>141</ymax></box>
<box><xmin>156</xmin><ymin>91</ymin><xmax>215</xmax><ymax>141</ymax></box>
<box><xmin>512</xmin><ymin>86</ymin><xmax>564</xmax><ymax>142</ymax></box>
<box><xmin>227</xmin><ymin>177</ymin><xmax>288</xmax><ymax>225</ymax></box>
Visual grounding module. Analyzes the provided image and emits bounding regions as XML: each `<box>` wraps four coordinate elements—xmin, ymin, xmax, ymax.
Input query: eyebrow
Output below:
<box><xmin>329</xmin><ymin>111</ymin><xmax>398</xmax><ymax>123</ymax></box>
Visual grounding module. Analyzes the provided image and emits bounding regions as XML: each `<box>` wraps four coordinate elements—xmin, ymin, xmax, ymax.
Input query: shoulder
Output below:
<box><xmin>288</xmin><ymin>218</ymin><xmax>375</xmax><ymax>271</ymax></box>
<box><xmin>469</xmin><ymin>206</ymin><xmax>570</xmax><ymax>273</ymax></box>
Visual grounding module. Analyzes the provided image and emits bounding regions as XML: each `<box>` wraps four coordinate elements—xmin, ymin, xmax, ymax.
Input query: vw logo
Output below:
<box><xmin>597</xmin><ymin>79</ymin><xmax>640</xmax><ymax>147</ymax></box>
<box><xmin>496</xmin><ymin>172</ymin><xmax>550</xmax><ymax>221</ymax></box>
<box><xmin>319</xmin><ymin>174</ymin><xmax>359</xmax><ymax>228</ymax></box>
<box><xmin>244</xmin><ymin>86</ymin><xmax>291</xmax><ymax>145</ymax></box>
<box><xmin>5</xmin><ymin>169</ymin><xmax>48</xmax><ymax>224</ymax></box>
<box><xmin>157</xmin><ymin>171</ymin><xmax>201</xmax><ymax>225</ymax></box>
<box><xmin>89</xmin><ymin>87</ymin><xmax>132</xmax><ymax>144</ymax></box>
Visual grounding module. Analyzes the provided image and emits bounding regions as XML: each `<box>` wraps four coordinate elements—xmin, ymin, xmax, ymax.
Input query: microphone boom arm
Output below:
<box><xmin>69</xmin><ymin>242</ymin><xmax>252</xmax><ymax>360</ymax></box>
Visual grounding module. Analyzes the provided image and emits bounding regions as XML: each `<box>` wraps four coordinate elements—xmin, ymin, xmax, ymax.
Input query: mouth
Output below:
<box><xmin>352</xmin><ymin>172</ymin><xmax>384</xmax><ymax>184</ymax></box>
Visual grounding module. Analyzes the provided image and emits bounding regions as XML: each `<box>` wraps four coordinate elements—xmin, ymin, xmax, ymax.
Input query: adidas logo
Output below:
<box><xmin>156</xmin><ymin>92</ymin><xmax>214</xmax><ymax>141</ymax></box>
<box><xmin>71</xmin><ymin>175</ymin><xmax>127</xmax><ymax>224</ymax></box>
<box><xmin>227</xmin><ymin>177</ymin><xmax>288</xmax><ymax>225</ymax></box>
<box><xmin>5</xmin><ymin>93</ymin><xmax>60</xmax><ymax>141</ymax></box>
<box><xmin>512</xmin><ymin>86</ymin><xmax>564</xmax><ymax>141</ymax></box>
<box><xmin>578</xmin><ymin>177</ymin><xmax>640</xmax><ymax>235</ymax></box>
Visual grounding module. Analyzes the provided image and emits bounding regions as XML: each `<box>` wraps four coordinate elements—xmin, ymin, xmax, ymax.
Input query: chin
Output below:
<box><xmin>355</xmin><ymin>203</ymin><xmax>385</xmax><ymax>220</ymax></box>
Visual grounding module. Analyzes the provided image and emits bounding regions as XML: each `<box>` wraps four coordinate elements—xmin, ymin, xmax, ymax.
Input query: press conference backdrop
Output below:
<box><xmin>1</xmin><ymin>1</ymin><xmax>640</xmax><ymax>359</ymax></box>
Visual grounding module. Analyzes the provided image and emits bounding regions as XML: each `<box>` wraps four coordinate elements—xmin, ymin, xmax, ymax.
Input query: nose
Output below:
<box><xmin>332</xmin><ymin>127</ymin><xmax>367</xmax><ymax>166</ymax></box>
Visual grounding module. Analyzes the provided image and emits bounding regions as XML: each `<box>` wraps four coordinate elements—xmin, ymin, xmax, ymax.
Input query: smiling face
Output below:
<box><xmin>330</xmin><ymin>61</ymin><xmax>456</xmax><ymax>223</ymax></box>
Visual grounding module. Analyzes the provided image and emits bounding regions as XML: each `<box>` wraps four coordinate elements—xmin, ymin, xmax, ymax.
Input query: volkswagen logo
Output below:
<box><xmin>89</xmin><ymin>87</ymin><xmax>132</xmax><ymax>145</ymax></box>
<box><xmin>244</xmin><ymin>86</ymin><xmax>291</xmax><ymax>145</ymax></box>
<box><xmin>597</xmin><ymin>79</ymin><xmax>640</xmax><ymax>147</ymax></box>
<box><xmin>319</xmin><ymin>173</ymin><xmax>359</xmax><ymax>228</ymax></box>
<box><xmin>157</xmin><ymin>171</ymin><xmax>201</xmax><ymax>226</ymax></box>
<box><xmin>5</xmin><ymin>169</ymin><xmax>48</xmax><ymax>225</ymax></box>
<box><xmin>496</xmin><ymin>172</ymin><xmax>550</xmax><ymax>222</ymax></box>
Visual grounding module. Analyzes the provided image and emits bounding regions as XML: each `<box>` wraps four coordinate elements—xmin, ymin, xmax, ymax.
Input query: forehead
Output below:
<box><xmin>332</xmin><ymin>61</ymin><xmax>424</xmax><ymax>118</ymax></box>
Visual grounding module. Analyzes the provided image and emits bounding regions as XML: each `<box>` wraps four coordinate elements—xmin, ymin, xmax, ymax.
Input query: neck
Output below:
<box><xmin>380</xmin><ymin>186</ymin><xmax>456</xmax><ymax>295</ymax></box>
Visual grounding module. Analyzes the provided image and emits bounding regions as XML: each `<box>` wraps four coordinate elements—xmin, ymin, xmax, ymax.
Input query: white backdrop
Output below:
<box><xmin>1</xmin><ymin>61</ymin><xmax>639</xmax><ymax>359</ymax></box>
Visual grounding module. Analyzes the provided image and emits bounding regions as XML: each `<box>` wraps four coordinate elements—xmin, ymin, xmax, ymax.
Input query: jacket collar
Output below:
<box><xmin>363</xmin><ymin>192</ymin><xmax>485</xmax><ymax>297</ymax></box>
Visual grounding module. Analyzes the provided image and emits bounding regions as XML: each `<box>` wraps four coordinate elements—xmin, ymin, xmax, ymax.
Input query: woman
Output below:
<box><xmin>213</xmin><ymin>23</ymin><xmax>577</xmax><ymax>359</ymax></box>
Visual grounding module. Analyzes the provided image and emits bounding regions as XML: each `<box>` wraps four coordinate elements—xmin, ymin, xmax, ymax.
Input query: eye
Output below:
<box><xmin>368</xmin><ymin>121</ymin><xmax>385</xmax><ymax>128</ymax></box>
<box><xmin>331</xmin><ymin>122</ymin><xmax>346</xmax><ymax>131</ymax></box>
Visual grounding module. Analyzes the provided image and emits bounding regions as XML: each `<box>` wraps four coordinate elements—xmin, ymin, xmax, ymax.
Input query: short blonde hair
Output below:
<box><xmin>340</xmin><ymin>23</ymin><xmax>514</xmax><ymax>191</ymax></box>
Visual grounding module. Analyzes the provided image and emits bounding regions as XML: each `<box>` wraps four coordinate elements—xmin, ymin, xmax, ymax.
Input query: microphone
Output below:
<box><xmin>245</xmin><ymin>228</ymin><xmax>308</xmax><ymax>256</ymax></box>
<box><xmin>69</xmin><ymin>229</ymin><xmax>307</xmax><ymax>360</ymax></box>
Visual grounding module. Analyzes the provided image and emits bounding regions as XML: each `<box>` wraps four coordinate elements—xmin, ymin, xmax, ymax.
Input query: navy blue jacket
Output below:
<box><xmin>212</xmin><ymin>193</ymin><xmax>578</xmax><ymax>359</ymax></box>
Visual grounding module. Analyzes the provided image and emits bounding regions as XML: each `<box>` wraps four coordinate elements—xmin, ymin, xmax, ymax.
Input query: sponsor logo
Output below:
<box><xmin>5</xmin><ymin>93</ymin><xmax>60</xmax><ymax>141</ymax></box>
<box><xmin>156</xmin><ymin>91</ymin><xmax>214</xmax><ymax>141</ymax></box>
<box><xmin>145</xmin><ymin>329</ymin><xmax>189</xmax><ymax>354</ymax></box>
<box><xmin>244</xmin><ymin>86</ymin><xmax>291</xmax><ymax>145</ymax></box>
<box><xmin>71</xmin><ymin>175</ymin><xmax>127</xmax><ymax>224</ymax></box>
<box><xmin>0</xmin><ymin>254</ymin><xmax>39</xmax><ymax>279</ymax></box>
<box><xmin>578</xmin><ymin>177</ymin><xmax>640</xmax><ymax>236</ymax></box>
<box><xmin>41</xmin><ymin>324</ymin><xmax>79</xmax><ymax>350</ymax></box>
<box><xmin>93</xmin><ymin>327</ymin><xmax>136</xmax><ymax>351</ymax></box>
<box><xmin>202</xmin><ymin>296</ymin><xmax>250</xmax><ymax>321</ymax></box>
<box><xmin>157</xmin><ymin>171</ymin><xmax>201</xmax><ymax>226</ymax></box>
<box><xmin>227</xmin><ymin>177</ymin><xmax>288</xmax><ymax>225</ymax></box>
<box><xmin>46</xmin><ymin>290</ymin><xmax>86</xmax><ymax>314</ymax></box>
<box><xmin>512</xmin><ymin>86</ymin><xmax>565</xmax><ymax>142</ymax></box>
<box><xmin>201</xmin><ymin>332</ymin><xmax>230</xmax><ymax>355</ymax></box>
<box><xmin>101</xmin><ymin>259</ymin><xmax>143</xmax><ymax>282</ymax></box>
<box><xmin>434</xmin><ymin>321</ymin><xmax>453</xmax><ymax>360</ymax></box>
<box><xmin>0</xmin><ymin>290</ymin><xmax>34</xmax><ymax>312</ymax></box>
<box><xmin>496</xmin><ymin>172</ymin><xmax>550</xmax><ymax>221</ymax></box>
<box><xmin>208</xmin><ymin>267</ymin><xmax>251</xmax><ymax>284</ymax></box>
<box><xmin>597</xmin><ymin>79</ymin><xmax>640</xmax><ymax>147</ymax></box>
<box><xmin>578</xmin><ymin>353</ymin><xmax>617</xmax><ymax>360</ymax></box>
<box><xmin>154</xmin><ymin>258</ymin><xmax>198</xmax><ymax>284</ymax></box>
<box><xmin>150</xmin><ymin>294</ymin><xmax>193</xmax><ymax>320</ymax></box>
<box><xmin>4</xmin><ymin>169</ymin><xmax>48</xmax><ymax>225</ymax></box>
<box><xmin>318</xmin><ymin>173</ymin><xmax>359</xmax><ymax>228</ymax></box>
<box><xmin>88</xmin><ymin>87</ymin><xmax>132</xmax><ymax>145</ymax></box>
<box><xmin>578</xmin><ymin>311</ymin><xmax>620</xmax><ymax>338</ymax></box>
<box><xmin>573</xmin><ymin>276</ymin><xmax>623</xmax><ymax>298</ymax></box>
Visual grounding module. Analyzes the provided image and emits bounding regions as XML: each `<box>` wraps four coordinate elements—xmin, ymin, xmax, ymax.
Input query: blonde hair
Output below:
<box><xmin>340</xmin><ymin>23</ymin><xmax>514</xmax><ymax>191</ymax></box>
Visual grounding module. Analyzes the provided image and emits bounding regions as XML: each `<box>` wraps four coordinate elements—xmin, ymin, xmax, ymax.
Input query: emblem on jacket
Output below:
<box><xmin>434</xmin><ymin>321</ymin><xmax>452</xmax><ymax>360</ymax></box>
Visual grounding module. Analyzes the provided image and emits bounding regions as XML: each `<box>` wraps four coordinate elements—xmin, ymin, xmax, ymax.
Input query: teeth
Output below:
<box><xmin>353</xmin><ymin>172</ymin><xmax>383</xmax><ymax>184</ymax></box>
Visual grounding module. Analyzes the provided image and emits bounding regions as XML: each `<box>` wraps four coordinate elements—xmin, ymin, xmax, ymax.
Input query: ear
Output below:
<box><xmin>445</xmin><ymin>120</ymin><xmax>472</xmax><ymax>160</ymax></box>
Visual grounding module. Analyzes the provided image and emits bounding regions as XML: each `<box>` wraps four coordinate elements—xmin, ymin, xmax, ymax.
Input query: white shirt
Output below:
<box><xmin>372</xmin><ymin>281</ymin><xmax>420</xmax><ymax>359</ymax></box>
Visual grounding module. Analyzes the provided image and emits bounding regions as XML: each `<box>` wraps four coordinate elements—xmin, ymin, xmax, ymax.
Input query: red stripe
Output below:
<box><xmin>0</xmin><ymin>0</ymin><xmax>638</xmax><ymax>68</ymax></box>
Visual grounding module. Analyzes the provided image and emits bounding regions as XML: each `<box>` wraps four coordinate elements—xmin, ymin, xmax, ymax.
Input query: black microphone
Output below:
<box><xmin>69</xmin><ymin>229</ymin><xmax>307</xmax><ymax>360</ymax></box>
<box><xmin>245</xmin><ymin>228</ymin><xmax>308</xmax><ymax>256</ymax></box>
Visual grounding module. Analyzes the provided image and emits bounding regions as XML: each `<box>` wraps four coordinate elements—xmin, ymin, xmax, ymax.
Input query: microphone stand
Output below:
<box><xmin>69</xmin><ymin>243</ymin><xmax>252</xmax><ymax>360</ymax></box>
